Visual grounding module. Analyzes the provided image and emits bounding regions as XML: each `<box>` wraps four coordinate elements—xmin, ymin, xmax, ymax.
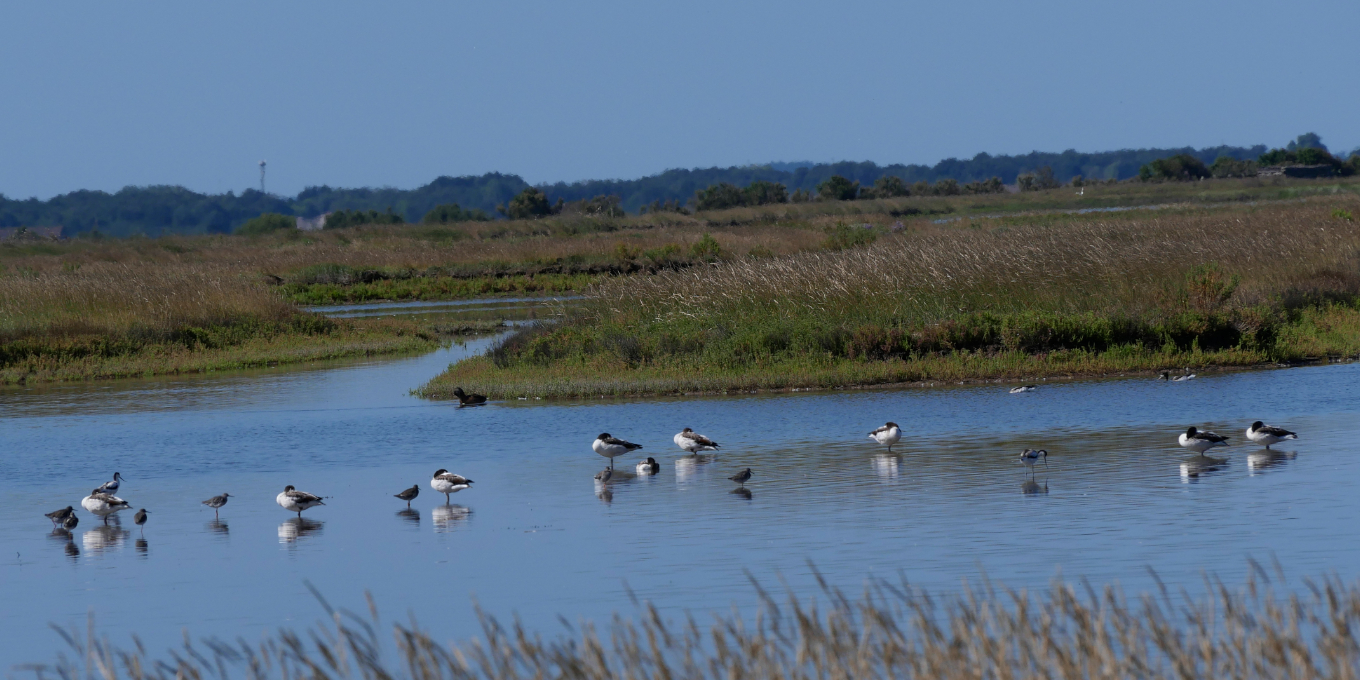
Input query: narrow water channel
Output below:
<box><xmin>2</xmin><ymin>299</ymin><xmax>1357</xmax><ymax>667</ymax></box>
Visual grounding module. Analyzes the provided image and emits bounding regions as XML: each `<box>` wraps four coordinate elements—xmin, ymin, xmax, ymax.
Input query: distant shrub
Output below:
<box><xmin>743</xmin><ymin>180</ymin><xmax>788</xmax><ymax>206</ymax></box>
<box><xmin>1138</xmin><ymin>155</ymin><xmax>1210</xmax><ymax>181</ymax></box>
<box><xmin>690</xmin><ymin>233</ymin><xmax>722</xmax><ymax>260</ymax></box>
<box><xmin>963</xmin><ymin>177</ymin><xmax>1006</xmax><ymax>194</ymax></box>
<box><xmin>499</xmin><ymin>188</ymin><xmax>557</xmax><ymax>219</ymax></box>
<box><xmin>817</xmin><ymin>175</ymin><xmax>859</xmax><ymax>201</ymax></box>
<box><xmin>790</xmin><ymin>189</ymin><xmax>813</xmax><ymax>203</ymax></box>
<box><xmin>1210</xmin><ymin>157</ymin><xmax>1258</xmax><ymax>178</ymax></box>
<box><xmin>822</xmin><ymin>222</ymin><xmax>877</xmax><ymax>251</ymax></box>
<box><xmin>692</xmin><ymin>183</ymin><xmax>748</xmax><ymax>211</ymax></box>
<box><xmin>1017</xmin><ymin>166</ymin><xmax>1061</xmax><ymax>191</ymax></box>
<box><xmin>640</xmin><ymin>198</ymin><xmax>690</xmax><ymax>215</ymax></box>
<box><xmin>422</xmin><ymin>203</ymin><xmax>490</xmax><ymax>224</ymax></box>
<box><xmin>562</xmin><ymin>194</ymin><xmax>625</xmax><ymax>217</ymax></box>
<box><xmin>935</xmin><ymin>178</ymin><xmax>961</xmax><ymax>196</ymax></box>
<box><xmin>860</xmin><ymin>176</ymin><xmax>910</xmax><ymax>199</ymax></box>
<box><xmin>324</xmin><ymin>208</ymin><xmax>404</xmax><ymax>229</ymax></box>
<box><xmin>235</xmin><ymin>213</ymin><xmax>295</xmax><ymax>235</ymax></box>
<box><xmin>1333</xmin><ymin>209</ymin><xmax>1354</xmax><ymax>222</ymax></box>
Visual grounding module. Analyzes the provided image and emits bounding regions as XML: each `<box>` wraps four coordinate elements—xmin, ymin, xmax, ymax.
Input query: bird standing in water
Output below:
<box><xmin>394</xmin><ymin>484</ymin><xmax>420</xmax><ymax>507</ymax></box>
<box><xmin>868</xmin><ymin>423</ymin><xmax>902</xmax><ymax>453</ymax></box>
<box><xmin>133</xmin><ymin>509</ymin><xmax>149</xmax><ymax>535</ymax></box>
<box><xmin>593</xmin><ymin>433</ymin><xmax>643</xmax><ymax>470</ymax></box>
<box><xmin>95</xmin><ymin>472</ymin><xmax>125</xmax><ymax>495</ymax></box>
<box><xmin>728</xmin><ymin>468</ymin><xmax>753</xmax><ymax>488</ymax></box>
<box><xmin>45</xmin><ymin>506</ymin><xmax>75</xmax><ymax>528</ymax></box>
<box><xmin>276</xmin><ymin>485</ymin><xmax>326</xmax><ymax>517</ymax></box>
<box><xmin>674</xmin><ymin>428</ymin><xmax>720</xmax><ymax>454</ymax></box>
<box><xmin>1018</xmin><ymin>449</ymin><xmax>1048</xmax><ymax>475</ymax></box>
<box><xmin>201</xmin><ymin>493</ymin><xmax>231</xmax><ymax>517</ymax></box>
<box><xmin>1179</xmin><ymin>427</ymin><xmax>1229</xmax><ymax>454</ymax></box>
<box><xmin>430</xmin><ymin>470</ymin><xmax>473</xmax><ymax>503</ymax></box>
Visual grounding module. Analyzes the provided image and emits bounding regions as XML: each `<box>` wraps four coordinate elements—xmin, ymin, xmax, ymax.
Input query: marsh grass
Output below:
<box><xmin>425</xmin><ymin>199</ymin><xmax>1360</xmax><ymax>399</ymax></box>
<box><xmin>22</xmin><ymin>570</ymin><xmax>1360</xmax><ymax>679</ymax></box>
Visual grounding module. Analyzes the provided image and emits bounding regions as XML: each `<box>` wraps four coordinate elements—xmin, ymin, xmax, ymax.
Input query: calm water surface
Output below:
<box><xmin>2</xmin><ymin>306</ymin><xmax>1358</xmax><ymax>666</ymax></box>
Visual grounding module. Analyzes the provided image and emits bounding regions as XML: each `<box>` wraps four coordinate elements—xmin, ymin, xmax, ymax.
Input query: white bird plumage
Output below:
<box><xmin>276</xmin><ymin>485</ymin><xmax>325</xmax><ymax>517</ymax></box>
<box><xmin>1246</xmin><ymin>421</ymin><xmax>1297</xmax><ymax>449</ymax></box>
<box><xmin>1009</xmin><ymin>385</ymin><xmax>1036</xmax><ymax>393</ymax></box>
<box><xmin>1178</xmin><ymin>426</ymin><xmax>1229</xmax><ymax>454</ymax></box>
<box><xmin>95</xmin><ymin>472</ymin><xmax>125</xmax><ymax>495</ymax></box>
<box><xmin>430</xmin><ymin>469</ymin><xmax>473</xmax><ymax>502</ymax></box>
<box><xmin>593</xmin><ymin>433</ymin><xmax>642</xmax><ymax>469</ymax></box>
<box><xmin>81</xmin><ymin>492</ymin><xmax>131</xmax><ymax>523</ymax></box>
<box><xmin>674</xmin><ymin>428</ymin><xmax>720</xmax><ymax>454</ymax></box>
<box><xmin>868</xmin><ymin>422</ymin><xmax>902</xmax><ymax>453</ymax></box>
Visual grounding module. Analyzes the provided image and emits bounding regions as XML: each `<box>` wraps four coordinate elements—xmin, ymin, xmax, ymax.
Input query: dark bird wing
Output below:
<box><xmin>286</xmin><ymin>489</ymin><xmax>324</xmax><ymax>503</ymax></box>
<box><xmin>682</xmin><ymin>431</ymin><xmax>720</xmax><ymax>447</ymax></box>
<box><xmin>868</xmin><ymin>424</ymin><xmax>892</xmax><ymax>435</ymax></box>
<box><xmin>603</xmin><ymin>436</ymin><xmax>642</xmax><ymax>449</ymax></box>
<box><xmin>1193</xmin><ymin>431</ymin><xmax>1229</xmax><ymax>443</ymax></box>
<box><xmin>1259</xmin><ymin>425</ymin><xmax>1296</xmax><ymax>437</ymax></box>
<box><xmin>435</xmin><ymin>473</ymin><xmax>472</xmax><ymax>485</ymax></box>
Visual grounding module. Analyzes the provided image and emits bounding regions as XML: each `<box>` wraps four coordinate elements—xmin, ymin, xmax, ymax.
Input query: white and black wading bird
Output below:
<box><xmin>430</xmin><ymin>469</ymin><xmax>473</xmax><ymax>503</ymax></box>
<box><xmin>95</xmin><ymin>472</ymin><xmax>125</xmax><ymax>495</ymax></box>
<box><xmin>201</xmin><ymin>493</ymin><xmax>231</xmax><ymax>517</ymax></box>
<box><xmin>1010</xmin><ymin>385</ymin><xmax>1037</xmax><ymax>393</ymax></box>
<box><xmin>276</xmin><ymin>485</ymin><xmax>326</xmax><ymax>517</ymax></box>
<box><xmin>636</xmin><ymin>457</ymin><xmax>661</xmax><ymax>475</ymax></box>
<box><xmin>868</xmin><ymin>422</ymin><xmax>902</xmax><ymax>453</ymax></box>
<box><xmin>1018</xmin><ymin>448</ymin><xmax>1048</xmax><ymax>474</ymax></box>
<box><xmin>674</xmin><ymin>428</ymin><xmax>720</xmax><ymax>454</ymax></box>
<box><xmin>81</xmin><ymin>492</ymin><xmax>132</xmax><ymax>524</ymax></box>
<box><xmin>1178</xmin><ymin>427</ymin><xmax>1229</xmax><ymax>454</ymax></box>
<box><xmin>593</xmin><ymin>433</ymin><xmax>643</xmax><ymax>470</ymax></box>
<box><xmin>1246</xmin><ymin>421</ymin><xmax>1298</xmax><ymax>449</ymax></box>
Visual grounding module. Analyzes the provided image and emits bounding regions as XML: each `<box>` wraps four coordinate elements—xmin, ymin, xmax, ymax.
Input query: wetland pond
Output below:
<box><xmin>2</xmin><ymin>297</ymin><xmax>1359</xmax><ymax>667</ymax></box>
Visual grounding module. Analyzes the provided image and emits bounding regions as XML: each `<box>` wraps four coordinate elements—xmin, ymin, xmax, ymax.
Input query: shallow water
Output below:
<box><xmin>2</xmin><ymin>312</ymin><xmax>1358</xmax><ymax>667</ymax></box>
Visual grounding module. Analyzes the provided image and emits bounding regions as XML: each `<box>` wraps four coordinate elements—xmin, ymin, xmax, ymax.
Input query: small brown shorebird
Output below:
<box><xmin>201</xmin><ymin>493</ymin><xmax>231</xmax><ymax>517</ymax></box>
<box><xmin>133</xmin><ymin>508</ymin><xmax>149</xmax><ymax>535</ymax></box>
<box><xmin>45</xmin><ymin>506</ymin><xmax>75</xmax><ymax>528</ymax></box>
<box><xmin>394</xmin><ymin>484</ymin><xmax>420</xmax><ymax>508</ymax></box>
<box><xmin>728</xmin><ymin>468</ymin><xmax>753</xmax><ymax>488</ymax></box>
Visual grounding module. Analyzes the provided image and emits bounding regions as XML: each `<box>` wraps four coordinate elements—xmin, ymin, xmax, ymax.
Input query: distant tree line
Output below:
<box><xmin>1139</xmin><ymin>134</ymin><xmax>1359</xmax><ymax>181</ymax></box>
<box><xmin>4</xmin><ymin>137</ymin><xmax>1339</xmax><ymax>237</ymax></box>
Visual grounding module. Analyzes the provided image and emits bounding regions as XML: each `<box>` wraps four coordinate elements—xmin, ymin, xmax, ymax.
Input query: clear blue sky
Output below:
<box><xmin>2</xmin><ymin>1</ymin><xmax>1357</xmax><ymax>199</ymax></box>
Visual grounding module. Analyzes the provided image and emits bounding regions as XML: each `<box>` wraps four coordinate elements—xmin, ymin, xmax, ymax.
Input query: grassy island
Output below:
<box><xmin>422</xmin><ymin>198</ymin><xmax>1360</xmax><ymax>399</ymax></box>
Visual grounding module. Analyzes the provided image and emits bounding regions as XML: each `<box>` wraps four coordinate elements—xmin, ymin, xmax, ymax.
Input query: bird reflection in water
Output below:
<box><xmin>596</xmin><ymin>487</ymin><xmax>614</xmax><ymax>504</ymax></box>
<box><xmin>206</xmin><ymin>519</ymin><xmax>229</xmax><ymax>536</ymax></box>
<box><xmin>1021</xmin><ymin>479</ymin><xmax>1049</xmax><ymax>496</ymax></box>
<box><xmin>673</xmin><ymin>454</ymin><xmax>718</xmax><ymax>484</ymax></box>
<box><xmin>1180</xmin><ymin>455</ymin><xmax>1230</xmax><ymax>483</ymax></box>
<box><xmin>49</xmin><ymin>528</ymin><xmax>79</xmax><ymax>559</ymax></box>
<box><xmin>395</xmin><ymin>508</ymin><xmax>420</xmax><ymax>526</ymax></box>
<box><xmin>278</xmin><ymin>517</ymin><xmax>324</xmax><ymax>544</ymax></box>
<box><xmin>873</xmin><ymin>454</ymin><xmax>900</xmax><ymax>480</ymax></box>
<box><xmin>1248</xmin><ymin>450</ymin><xmax>1296</xmax><ymax>475</ymax></box>
<box><xmin>730</xmin><ymin>487</ymin><xmax>753</xmax><ymax>500</ymax></box>
<box><xmin>135</xmin><ymin>538</ymin><xmax>148</xmax><ymax>556</ymax></box>
<box><xmin>432</xmin><ymin>504</ymin><xmax>471</xmax><ymax>532</ymax></box>
<box><xmin>82</xmin><ymin>525</ymin><xmax>130</xmax><ymax>554</ymax></box>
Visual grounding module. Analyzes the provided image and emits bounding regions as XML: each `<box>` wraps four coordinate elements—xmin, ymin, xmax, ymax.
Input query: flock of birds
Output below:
<box><xmin>41</xmin><ymin>379</ymin><xmax>1301</xmax><ymax>532</ymax></box>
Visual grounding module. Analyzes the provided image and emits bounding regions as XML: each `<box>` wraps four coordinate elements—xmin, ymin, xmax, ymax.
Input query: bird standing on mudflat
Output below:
<box><xmin>430</xmin><ymin>469</ymin><xmax>473</xmax><ymax>503</ymax></box>
<box><xmin>45</xmin><ymin>506</ymin><xmax>75</xmax><ymax>528</ymax></box>
<box><xmin>453</xmin><ymin>387</ymin><xmax>487</xmax><ymax>406</ymax></box>
<box><xmin>728</xmin><ymin>468</ymin><xmax>753</xmax><ymax>488</ymax></box>
<box><xmin>593</xmin><ymin>433</ymin><xmax>643</xmax><ymax>470</ymax></box>
<box><xmin>394</xmin><ymin>484</ymin><xmax>420</xmax><ymax>507</ymax></box>
<box><xmin>868</xmin><ymin>423</ymin><xmax>902</xmax><ymax>453</ymax></box>
<box><xmin>201</xmin><ymin>493</ymin><xmax>231</xmax><ymax>517</ymax></box>
<box><xmin>276</xmin><ymin>485</ymin><xmax>326</xmax><ymax>517</ymax></box>
<box><xmin>674</xmin><ymin>428</ymin><xmax>720</xmax><ymax>454</ymax></box>
<box><xmin>1178</xmin><ymin>427</ymin><xmax>1229</xmax><ymax>454</ymax></box>
<box><xmin>1246</xmin><ymin>421</ymin><xmax>1298</xmax><ymax>450</ymax></box>
<box><xmin>133</xmin><ymin>509</ymin><xmax>149</xmax><ymax>535</ymax></box>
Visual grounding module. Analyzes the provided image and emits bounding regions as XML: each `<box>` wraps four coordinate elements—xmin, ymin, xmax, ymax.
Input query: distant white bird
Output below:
<box><xmin>430</xmin><ymin>469</ymin><xmax>473</xmax><ymax>503</ymax></box>
<box><xmin>276</xmin><ymin>485</ymin><xmax>325</xmax><ymax>517</ymax></box>
<box><xmin>593</xmin><ymin>433</ymin><xmax>642</xmax><ymax>470</ymax></box>
<box><xmin>95</xmin><ymin>472</ymin><xmax>125</xmax><ymax>495</ymax></box>
<box><xmin>868</xmin><ymin>422</ymin><xmax>902</xmax><ymax>453</ymax></box>
<box><xmin>1178</xmin><ymin>427</ymin><xmax>1229</xmax><ymax>454</ymax></box>
<box><xmin>674</xmin><ymin>428</ymin><xmax>720</xmax><ymax>454</ymax></box>
<box><xmin>1246</xmin><ymin>421</ymin><xmax>1297</xmax><ymax>449</ymax></box>
<box><xmin>1018</xmin><ymin>448</ymin><xmax>1047</xmax><ymax>473</ymax></box>
<box><xmin>636</xmin><ymin>457</ymin><xmax>660</xmax><ymax>475</ymax></box>
<box><xmin>1010</xmin><ymin>385</ymin><xmax>1037</xmax><ymax>393</ymax></box>
<box><xmin>81</xmin><ymin>493</ymin><xmax>131</xmax><ymax>524</ymax></box>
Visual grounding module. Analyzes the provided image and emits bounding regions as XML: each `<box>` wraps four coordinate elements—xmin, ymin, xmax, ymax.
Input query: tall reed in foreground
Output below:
<box><xmin>21</xmin><ymin>571</ymin><xmax>1360</xmax><ymax>679</ymax></box>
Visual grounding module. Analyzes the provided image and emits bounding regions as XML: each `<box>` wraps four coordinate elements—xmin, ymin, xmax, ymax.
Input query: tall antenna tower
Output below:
<box><xmin>259</xmin><ymin>160</ymin><xmax>267</xmax><ymax>194</ymax></box>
